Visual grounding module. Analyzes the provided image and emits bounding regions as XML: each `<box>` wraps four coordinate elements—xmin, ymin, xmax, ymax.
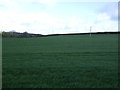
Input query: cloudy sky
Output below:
<box><xmin>0</xmin><ymin>0</ymin><xmax>119</xmax><ymax>35</ymax></box>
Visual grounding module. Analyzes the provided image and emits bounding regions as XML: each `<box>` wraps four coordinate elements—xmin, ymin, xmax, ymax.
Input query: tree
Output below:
<box><xmin>23</xmin><ymin>31</ymin><xmax>30</xmax><ymax>37</ymax></box>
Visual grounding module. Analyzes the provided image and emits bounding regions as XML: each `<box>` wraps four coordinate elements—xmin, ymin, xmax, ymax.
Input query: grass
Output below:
<box><xmin>2</xmin><ymin>34</ymin><xmax>118</xmax><ymax>88</ymax></box>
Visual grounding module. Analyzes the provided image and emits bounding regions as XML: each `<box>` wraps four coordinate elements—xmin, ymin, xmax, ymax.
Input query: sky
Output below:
<box><xmin>0</xmin><ymin>0</ymin><xmax>119</xmax><ymax>35</ymax></box>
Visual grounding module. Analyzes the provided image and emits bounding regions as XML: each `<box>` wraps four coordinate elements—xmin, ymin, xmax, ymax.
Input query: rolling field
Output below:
<box><xmin>2</xmin><ymin>34</ymin><xmax>118</xmax><ymax>88</ymax></box>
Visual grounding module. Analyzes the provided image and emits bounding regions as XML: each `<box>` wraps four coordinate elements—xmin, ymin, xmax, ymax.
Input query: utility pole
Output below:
<box><xmin>90</xmin><ymin>26</ymin><xmax>92</xmax><ymax>37</ymax></box>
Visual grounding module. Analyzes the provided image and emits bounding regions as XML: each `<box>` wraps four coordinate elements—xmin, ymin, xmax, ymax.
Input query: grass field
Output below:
<box><xmin>2</xmin><ymin>34</ymin><xmax>118</xmax><ymax>88</ymax></box>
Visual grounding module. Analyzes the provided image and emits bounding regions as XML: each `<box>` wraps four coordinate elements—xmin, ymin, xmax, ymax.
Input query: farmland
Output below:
<box><xmin>2</xmin><ymin>34</ymin><xmax>118</xmax><ymax>88</ymax></box>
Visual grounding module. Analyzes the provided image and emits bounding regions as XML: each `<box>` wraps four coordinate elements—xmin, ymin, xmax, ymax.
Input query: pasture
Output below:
<box><xmin>2</xmin><ymin>34</ymin><xmax>118</xmax><ymax>88</ymax></box>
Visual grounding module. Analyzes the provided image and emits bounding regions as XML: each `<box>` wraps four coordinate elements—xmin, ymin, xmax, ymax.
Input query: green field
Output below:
<box><xmin>2</xmin><ymin>34</ymin><xmax>118</xmax><ymax>88</ymax></box>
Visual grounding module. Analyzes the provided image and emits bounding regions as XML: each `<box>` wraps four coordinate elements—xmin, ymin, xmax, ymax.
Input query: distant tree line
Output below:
<box><xmin>2</xmin><ymin>31</ymin><xmax>43</xmax><ymax>38</ymax></box>
<box><xmin>1</xmin><ymin>31</ymin><xmax>119</xmax><ymax>38</ymax></box>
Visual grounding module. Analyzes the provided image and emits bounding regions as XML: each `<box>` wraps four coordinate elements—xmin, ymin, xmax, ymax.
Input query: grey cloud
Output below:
<box><xmin>0</xmin><ymin>4</ymin><xmax>3</xmax><ymax>7</ymax></box>
<box><xmin>21</xmin><ymin>23</ymin><xmax>32</xmax><ymax>27</ymax></box>
<box><xmin>99</xmin><ymin>2</ymin><xmax>118</xmax><ymax>21</ymax></box>
<box><xmin>0</xmin><ymin>4</ymin><xmax>6</xmax><ymax>8</ymax></box>
<box><xmin>64</xmin><ymin>26</ymin><xmax>71</xmax><ymax>30</ymax></box>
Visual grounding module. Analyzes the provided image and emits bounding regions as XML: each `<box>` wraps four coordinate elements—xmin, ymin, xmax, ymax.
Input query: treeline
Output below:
<box><xmin>1</xmin><ymin>31</ymin><xmax>119</xmax><ymax>38</ymax></box>
<box><xmin>2</xmin><ymin>31</ymin><xmax>43</xmax><ymax>38</ymax></box>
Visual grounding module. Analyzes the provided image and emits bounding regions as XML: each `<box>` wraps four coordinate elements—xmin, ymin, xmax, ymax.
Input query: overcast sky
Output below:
<box><xmin>0</xmin><ymin>0</ymin><xmax>119</xmax><ymax>35</ymax></box>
